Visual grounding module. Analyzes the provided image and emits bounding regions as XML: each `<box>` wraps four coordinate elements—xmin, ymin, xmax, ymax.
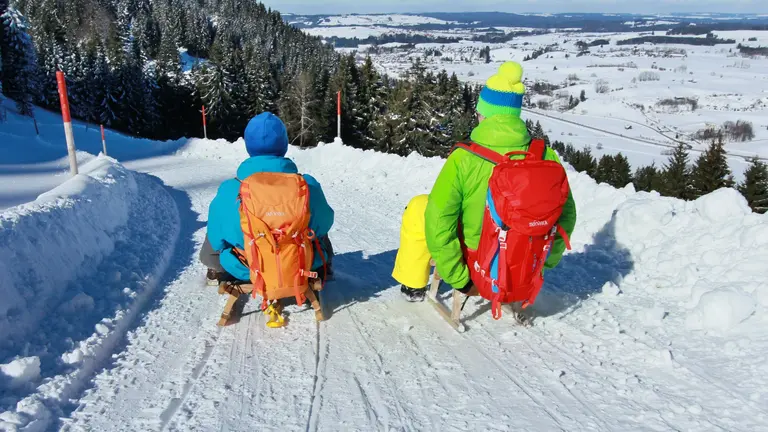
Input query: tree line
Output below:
<box><xmin>527</xmin><ymin>121</ymin><xmax>768</xmax><ymax>214</ymax></box>
<box><xmin>0</xmin><ymin>0</ymin><xmax>480</xmax><ymax>151</ymax></box>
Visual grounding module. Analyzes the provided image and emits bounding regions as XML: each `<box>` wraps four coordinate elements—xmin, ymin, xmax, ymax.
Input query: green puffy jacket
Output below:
<box><xmin>425</xmin><ymin>114</ymin><xmax>578</xmax><ymax>289</ymax></box>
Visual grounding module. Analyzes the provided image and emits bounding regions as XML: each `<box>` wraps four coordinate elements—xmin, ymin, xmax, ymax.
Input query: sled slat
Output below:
<box><xmin>427</xmin><ymin>267</ymin><xmax>466</xmax><ymax>333</ymax></box>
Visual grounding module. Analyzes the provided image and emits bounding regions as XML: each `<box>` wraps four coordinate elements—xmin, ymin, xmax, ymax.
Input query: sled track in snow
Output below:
<box><xmin>478</xmin><ymin>325</ymin><xmax>610</xmax><ymax>432</ymax></box>
<box><xmin>159</xmin><ymin>328</ymin><xmax>222</xmax><ymax>430</ymax></box>
<box><xmin>306</xmin><ymin>318</ymin><xmax>327</xmax><ymax>432</ymax></box>
<box><xmin>344</xmin><ymin>306</ymin><xmax>417</xmax><ymax>431</ymax></box>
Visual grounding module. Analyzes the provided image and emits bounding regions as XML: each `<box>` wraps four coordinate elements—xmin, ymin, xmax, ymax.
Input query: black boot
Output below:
<box><xmin>206</xmin><ymin>268</ymin><xmax>222</xmax><ymax>286</ymax></box>
<box><xmin>400</xmin><ymin>285</ymin><xmax>427</xmax><ymax>302</ymax></box>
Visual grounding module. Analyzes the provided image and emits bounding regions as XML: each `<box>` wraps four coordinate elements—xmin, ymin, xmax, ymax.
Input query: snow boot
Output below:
<box><xmin>401</xmin><ymin>285</ymin><xmax>427</xmax><ymax>302</ymax></box>
<box><xmin>206</xmin><ymin>268</ymin><xmax>222</xmax><ymax>286</ymax></box>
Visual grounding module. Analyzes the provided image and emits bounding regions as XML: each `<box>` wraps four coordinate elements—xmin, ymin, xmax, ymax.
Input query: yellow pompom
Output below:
<box><xmin>498</xmin><ymin>61</ymin><xmax>523</xmax><ymax>84</ymax></box>
<box><xmin>484</xmin><ymin>61</ymin><xmax>525</xmax><ymax>94</ymax></box>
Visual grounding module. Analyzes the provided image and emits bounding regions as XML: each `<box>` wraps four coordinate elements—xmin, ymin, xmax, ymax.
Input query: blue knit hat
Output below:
<box><xmin>244</xmin><ymin>112</ymin><xmax>289</xmax><ymax>157</ymax></box>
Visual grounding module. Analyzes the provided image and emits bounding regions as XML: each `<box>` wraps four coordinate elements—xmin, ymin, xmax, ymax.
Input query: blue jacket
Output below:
<box><xmin>207</xmin><ymin>155</ymin><xmax>334</xmax><ymax>281</ymax></box>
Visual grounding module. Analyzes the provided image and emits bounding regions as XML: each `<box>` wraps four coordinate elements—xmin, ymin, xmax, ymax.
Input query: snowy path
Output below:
<box><xmin>35</xmin><ymin>140</ymin><xmax>764</xmax><ymax>432</ymax></box>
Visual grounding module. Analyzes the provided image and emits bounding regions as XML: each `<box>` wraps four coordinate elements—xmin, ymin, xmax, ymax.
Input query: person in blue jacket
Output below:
<box><xmin>200</xmin><ymin>112</ymin><xmax>335</xmax><ymax>284</ymax></box>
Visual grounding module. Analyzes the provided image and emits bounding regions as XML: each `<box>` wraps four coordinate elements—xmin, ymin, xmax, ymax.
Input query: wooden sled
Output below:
<box><xmin>427</xmin><ymin>261</ymin><xmax>534</xmax><ymax>332</ymax></box>
<box><xmin>216</xmin><ymin>279</ymin><xmax>325</xmax><ymax>327</ymax></box>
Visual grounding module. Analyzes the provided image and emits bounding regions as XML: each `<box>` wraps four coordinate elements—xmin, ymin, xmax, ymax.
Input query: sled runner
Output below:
<box><xmin>427</xmin><ymin>264</ymin><xmax>534</xmax><ymax>332</ymax></box>
<box><xmin>216</xmin><ymin>278</ymin><xmax>325</xmax><ymax>327</ymax></box>
<box><xmin>427</xmin><ymin>264</ymin><xmax>466</xmax><ymax>333</ymax></box>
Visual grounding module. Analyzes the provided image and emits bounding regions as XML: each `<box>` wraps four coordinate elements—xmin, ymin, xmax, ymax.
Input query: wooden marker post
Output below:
<box><xmin>100</xmin><ymin>124</ymin><xmax>107</xmax><ymax>156</ymax></box>
<box><xmin>56</xmin><ymin>71</ymin><xmax>78</xmax><ymax>176</ymax></box>
<box><xmin>202</xmin><ymin>105</ymin><xmax>208</xmax><ymax>139</ymax></box>
<box><xmin>336</xmin><ymin>90</ymin><xmax>341</xmax><ymax>139</ymax></box>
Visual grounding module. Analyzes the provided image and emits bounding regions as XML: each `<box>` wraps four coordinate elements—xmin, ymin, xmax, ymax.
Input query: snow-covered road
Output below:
<box><xmin>16</xmin><ymin>139</ymin><xmax>756</xmax><ymax>432</ymax></box>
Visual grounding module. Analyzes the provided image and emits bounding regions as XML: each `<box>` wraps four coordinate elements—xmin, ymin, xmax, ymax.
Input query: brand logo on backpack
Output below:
<box><xmin>265</xmin><ymin>211</ymin><xmax>286</xmax><ymax>217</ymax></box>
<box><xmin>451</xmin><ymin>139</ymin><xmax>572</xmax><ymax>321</ymax></box>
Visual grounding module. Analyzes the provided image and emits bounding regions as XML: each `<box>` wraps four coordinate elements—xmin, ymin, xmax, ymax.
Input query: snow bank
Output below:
<box><xmin>562</xmin><ymin>165</ymin><xmax>768</xmax><ymax>333</ymax></box>
<box><xmin>0</xmin><ymin>156</ymin><xmax>136</xmax><ymax>342</ymax></box>
<box><xmin>0</xmin><ymin>156</ymin><xmax>181</xmax><ymax>431</ymax></box>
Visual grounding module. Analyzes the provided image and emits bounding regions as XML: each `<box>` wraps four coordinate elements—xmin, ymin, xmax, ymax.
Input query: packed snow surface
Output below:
<box><xmin>1</xmin><ymin>115</ymin><xmax>768</xmax><ymax>430</ymax></box>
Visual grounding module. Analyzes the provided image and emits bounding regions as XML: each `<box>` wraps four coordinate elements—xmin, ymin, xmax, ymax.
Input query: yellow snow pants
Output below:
<box><xmin>391</xmin><ymin>194</ymin><xmax>433</xmax><ymax>289</ymax></box>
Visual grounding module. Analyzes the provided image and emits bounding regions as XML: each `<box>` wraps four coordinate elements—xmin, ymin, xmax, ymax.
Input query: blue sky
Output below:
<box><xmin>260</xmin><ymin>1</ymin><xmax>768</xmax><ymax>15</ymax></box>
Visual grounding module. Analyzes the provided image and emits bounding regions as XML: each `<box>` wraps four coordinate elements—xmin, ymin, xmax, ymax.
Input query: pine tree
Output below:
<box><xmin>738</xmin><ymin>157</ymin><xmax>768</xmax><ymax>214</ymax></box>
<box><xmin>593</xmin><ymin>153</ymin><xmax>632</xmax><ymax>188</ymax></box>
<box><xmin>580</xmin><ymin>89</ymin><xmax>586</xmax><ymax>102</ymax></box>
<box><xmin>633</xmin><ymin>163</ymin><xmax>663</xmax><ymax>193</ymax></box>
<box><xmin>612</xmin><ymin>153</ymin><xmax>633</xmax><ymax>188</ymax></box>
<box><xmin>356</xmin><ymin>56</ymin><xmax>388</xmax><ymax>149</ymax></box>
<box><xmin>661</xmin><ymin>143</ymin><xmax>693</xmax><ymax>199</ymax></box>
<box><xmin>1</xmin><ymin>7</ymin><xmax>37</xmax><ymax>116</ymax></box>
<box><xmin>594</xmin><ymin>154</ymin><xmax>615</xmax><ymax>184</ymax></box>
<box><xmin>569</xmin><ymin>146</ymin><xmax>598</xmax><ymax>177</ymax></box>
<box><xmin>690</xmin><ymin>135</ymin><xmax>734</xmax><ymax>199</ymax></box>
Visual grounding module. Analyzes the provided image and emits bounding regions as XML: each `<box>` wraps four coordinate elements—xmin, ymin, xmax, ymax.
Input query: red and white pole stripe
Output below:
<box><xmin>336</xmin><ymin>90</ymin><xmax>341</xmax><ymax>139</ymax></box>
<box><xmin>56</xmin><ymin>71</ymin><xmax>78</xmax><ymax>176</ymax></box>
<box><xmin>100</xmin><ymin>124</ymin><xmax>107</xmax><ymax>156</ymax></box>
<box><xmin>202</xmin><ymin>105</ymin><xmax>208</xmax><ymax>139</ymax></box>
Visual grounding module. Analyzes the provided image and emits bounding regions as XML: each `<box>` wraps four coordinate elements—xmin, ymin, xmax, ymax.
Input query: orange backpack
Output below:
<box><xmin>234</xmin><ymin>172</ymin><xmax>323</xmax><ymax>309</ymax></box>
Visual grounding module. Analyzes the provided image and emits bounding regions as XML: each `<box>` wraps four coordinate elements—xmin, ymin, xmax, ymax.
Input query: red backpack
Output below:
<box><xmin>453</xmin><ymin>139</ymin><xmax>572</xmax><ymax>320</ymax></box>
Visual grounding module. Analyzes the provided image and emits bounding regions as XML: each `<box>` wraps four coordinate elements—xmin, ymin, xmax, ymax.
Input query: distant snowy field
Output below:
<box><xmin>317</xmin><ymin>14</ymin><xmax>456</xmax><ymax>27</ymax></box>
<box><xmin>310</xmin><ymin>16</ymin><xmax>768</xmax><ymax>179</ymax></box>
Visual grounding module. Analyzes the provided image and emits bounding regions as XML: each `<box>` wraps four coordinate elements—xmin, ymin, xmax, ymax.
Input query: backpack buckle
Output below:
<box><xmin>301</xmin><ymin>270</ymin><xmax>318</xmax><ymax>279</ymax></box>
<box><xmin>498</xmin><ymin>229</ymin><xmax>508</xmax><ymax>242</ymax></box>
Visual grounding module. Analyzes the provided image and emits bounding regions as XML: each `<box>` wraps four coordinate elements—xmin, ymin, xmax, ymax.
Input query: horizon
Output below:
<box><xmin>277</xmin><ymin>11</ymin><xmax>768</xmax><ymax>16</ymax></box>
<box><xmin>260</xmin><ymin>1</ymin><xmax>768</xmax><ymax>16</ymax></box>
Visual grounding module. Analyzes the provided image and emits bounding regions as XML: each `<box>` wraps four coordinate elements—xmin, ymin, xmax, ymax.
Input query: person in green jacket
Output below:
<box><xmin>391</xmin><ymin>61</ymin><xmax>577</xmax><ymax>302</ymax></box>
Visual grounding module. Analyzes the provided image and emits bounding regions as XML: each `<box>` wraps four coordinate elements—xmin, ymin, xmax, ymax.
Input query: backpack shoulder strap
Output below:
<box><xmin>528</xmin><ymin>139</ymin><xmax>547</xmax><ymax>161</ymax></box>
<box><xmin>451</xmin><ymin>142</ymin><xmax>508</xmax><ymax>165</ymax></box>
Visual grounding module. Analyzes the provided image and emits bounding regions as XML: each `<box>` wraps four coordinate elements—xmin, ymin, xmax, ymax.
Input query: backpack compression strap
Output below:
<box><xmin>452</xmin><ymin>139</ymin><xmax>548</xmax><ymax>164</ymax></box>
<box><xmin>452</xmin><ymin>142</ymin><xmax>510</xmax><ymax>165</ymax></box>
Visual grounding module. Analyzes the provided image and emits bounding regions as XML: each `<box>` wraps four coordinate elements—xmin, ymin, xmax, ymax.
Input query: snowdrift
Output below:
<box><xmin>0</xmin><ymin>156</ymin><xmax>180</xmax><ymax>431</ymax></box>
<box><xmin>0</xmin><ymin>157</ymin><xmax>138</xmax><ymax>341</ymax></box>
<box><xmin>565</xmin><ymin>172</ymin><xmax>768</xmax><ymax>332</ymax></box>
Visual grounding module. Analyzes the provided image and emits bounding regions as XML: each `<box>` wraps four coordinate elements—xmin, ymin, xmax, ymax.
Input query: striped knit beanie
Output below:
<box><xmin>476</xmin><ymin>61</ymin><xmax>526</xmax><ymax>118</ymax></box>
